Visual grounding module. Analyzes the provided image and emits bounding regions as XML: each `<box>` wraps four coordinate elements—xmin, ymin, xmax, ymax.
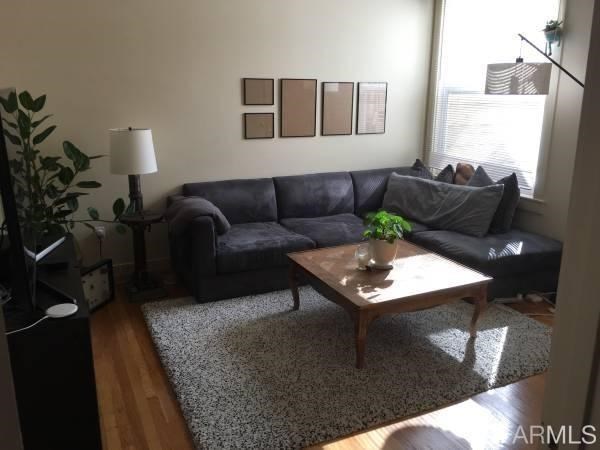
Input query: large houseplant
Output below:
<box><xmin>363</xmin><ymin>210</ymin><xmax>412</xmax><ymax>267</ymax></box>
<box><xmin>0</xmin><ymin>90</ymin><xmax>127</xmax><ymax>240</ymax></box>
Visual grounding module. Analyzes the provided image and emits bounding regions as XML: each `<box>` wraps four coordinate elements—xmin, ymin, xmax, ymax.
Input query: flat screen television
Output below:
<box><xmin>0</xmin><ymin>89</ymin><xmax>67</xmax><ymax>322</ymax></box>
<box><xmin>0</xmin><ymin>104</ymin><xmax>34</xmax><ymax>315</ymax></box>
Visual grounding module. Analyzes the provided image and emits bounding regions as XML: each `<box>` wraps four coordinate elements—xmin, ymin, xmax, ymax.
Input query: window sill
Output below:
<box><xmin>517</xmin><ymin>196</ymin><xmax>546</xmax><ymax>215</ymax></box>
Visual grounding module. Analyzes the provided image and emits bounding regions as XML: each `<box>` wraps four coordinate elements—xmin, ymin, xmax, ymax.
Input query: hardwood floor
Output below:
<box><xmin>90</xmin><ymin>285</ymin><xmax>554</xmax><ymax>450</ymax></box>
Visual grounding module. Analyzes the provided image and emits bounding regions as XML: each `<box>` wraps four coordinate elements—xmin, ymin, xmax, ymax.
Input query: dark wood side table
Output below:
<box><xmin>119</xmin><ymin>211</ymin><xmax>167</xmax><ymax>302</ymax></box>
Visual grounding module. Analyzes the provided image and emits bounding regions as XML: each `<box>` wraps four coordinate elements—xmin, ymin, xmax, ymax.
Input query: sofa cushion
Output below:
<box><xmin>408</xmin><ymin>229</ymin><xmax>562</xmax><ymax>278</ymax></box>
<box><xmin>183</xmin><ymin>178</ymin><xmax>277</xmax><ymax>224</ymax></box>
<box><xmin>216</xmin><ymin>222</ymin><xmax>315</xmax><ymax>273</ymax></box>
<box><xmin>383</xmin><ymin>174</ymin><xmax>504</xmax><ymax>237</ymax></box>
<box><xmin>281</xmin><ymin>213</ymin><xmax>365</xmax><ymax>247</ymax></box>
<box><xmin>274</xmin><ymin>172</ymin><xmax>354</xmax><ymax>219</ymax></box>
<box><xmin>406</xmin><ymin>221</ymin><xmax>431</xmax><ymax>234</ymax></box>
<box><xmin>467</xmin><ymin>167</ymin><xmax>521</xmax><ymax>234</ymax></box>
<box><xmin>351</xmin><ymin>166</ymin><xmax>419</xmax><ymax>217</ymax></box>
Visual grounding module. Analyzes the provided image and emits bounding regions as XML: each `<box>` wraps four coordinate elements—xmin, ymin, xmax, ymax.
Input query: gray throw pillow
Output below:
<box><xmin>383</xmin><ymin>174</ymin><xmax>504</xmax><ymax>237</ymax></box>
<box><xmin>467</xmin><ymin>167</ymin><xmax>520</xmax><ymax>234</ymax></box>
<box><xmin>410</xmin><ymin>159</ymin><xmax>434</xmax><ymax>179</ymax></box>
<box><xmin>435</xmin><ymin>164</ymin><xmax>455</xmax><ymax>183</ymax></box>
<box><xmin>166</xmin><ymin>196</ymin><xmax>231</xmax><ymax>235</ymax></box>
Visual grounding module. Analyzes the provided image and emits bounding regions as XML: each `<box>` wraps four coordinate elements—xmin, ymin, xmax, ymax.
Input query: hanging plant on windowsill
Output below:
<box><xmin>542</xmin><ymin>20</ymin><xmax>562</xmax><ymax>55</ymax></box>
<box><xmin>0</xmin><ymin>90</ymin><xmax>128</xmax><ymax>240</ymax></box>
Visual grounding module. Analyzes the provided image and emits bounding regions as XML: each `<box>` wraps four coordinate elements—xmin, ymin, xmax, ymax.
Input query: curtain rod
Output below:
<box><xmin>518</xmin><ymin>33</ymin><xmax>585</xmax><ymax>88</ymax></box>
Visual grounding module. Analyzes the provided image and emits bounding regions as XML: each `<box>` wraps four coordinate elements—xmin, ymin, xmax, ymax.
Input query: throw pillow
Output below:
<box><xmin>383</xmin><ymin>173</ymin><xmax>504</xmax><ymax>237</ymax></box>
<box><xmin>410</xmin><ymin>159</ymin><xmax>434</xmax><ymax>180</ymax></box>
<box><xmin>454</xmin><ymin>162</ymin><xmax>475</xmax><ymax>185</ymax></box>
<box><xmin>434</xmin><ymin>164</ymin><xmax>455</xmax><ymax>183</ymax></box>
<box><xmin>467</xmin><ymin>166</ymin><xmax>494</xmax><ymax>187</ymax></box>
<box><xmin>467</xmin><ymin>167</ymin><xmax>520</xmax><ymax>233</ymax></box>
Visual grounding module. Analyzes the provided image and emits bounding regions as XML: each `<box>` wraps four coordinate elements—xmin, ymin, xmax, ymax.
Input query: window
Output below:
<box><xmin>427</xmin><ymin>0</ymin><xmax>560</xmax><ymax>196</ymax></box>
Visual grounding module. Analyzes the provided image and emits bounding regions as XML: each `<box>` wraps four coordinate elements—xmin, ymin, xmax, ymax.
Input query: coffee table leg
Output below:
<box><xmin>355</xmin><ymin>312</ymin><xmax>369</xmax><ymax>369</ymax></box>
<box><xmin>289</xmin><ymin>263</ymin><xmax>300</xmax><ymax>311</ymax></box>
<box><xmin>470</xmin><ymin>287</ymin><xmax>488</xmax><ymax>338</ymax></box>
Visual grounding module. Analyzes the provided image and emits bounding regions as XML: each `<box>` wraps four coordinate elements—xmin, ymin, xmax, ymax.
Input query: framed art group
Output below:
<box><xmin>242</xmin><ymin>78</ymin><xmax>387</xmax><ymax>139</ymax></box>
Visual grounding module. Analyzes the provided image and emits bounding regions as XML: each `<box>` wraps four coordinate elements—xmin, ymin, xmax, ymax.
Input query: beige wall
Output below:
<box><xmin>542</xmin><ymin>0</ymin><xmax>600</xmax><ymax>439</ymax></box>
<box><xmin>514</xmin><ymin>0</ymin><xmax>594</xmax><ymax>240</ymax></box>
<box><xmin>0</xmin><ymin>0</ymin><xmax>434</xmax><ymax>266</ymax></box>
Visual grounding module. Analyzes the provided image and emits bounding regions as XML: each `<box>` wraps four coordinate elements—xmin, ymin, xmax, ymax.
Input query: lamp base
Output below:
<box><xmin>126</xmin><ymin>271</ymin><xmax>167</xmax><ymax>302</ymax></box>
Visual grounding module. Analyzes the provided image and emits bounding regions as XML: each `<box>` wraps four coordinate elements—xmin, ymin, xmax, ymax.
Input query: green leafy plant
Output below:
<box><xmin>0</xmin><ymin>90</ymin><xmax>128</xmax><ymax>237</ymax></box>
<box><xmin>543</xmin><ymin>20</ymin><xmax>563</xmax><ymax>32</ymax></box>
<box><xmin>363</xmin><ymin>210</ymin><xmax>412</xmax><ymax>243</ymax></box>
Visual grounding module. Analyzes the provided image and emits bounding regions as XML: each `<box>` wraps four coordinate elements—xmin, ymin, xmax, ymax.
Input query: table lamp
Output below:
<box><xmin>109</xmin><ymin>127</ymin><xmax>158</xmax><ymax>213</ymax></box>
<box><xmin>109</xmin><ymin>127</ymin><xmax>165</xmax><ymax>301</ymax></box>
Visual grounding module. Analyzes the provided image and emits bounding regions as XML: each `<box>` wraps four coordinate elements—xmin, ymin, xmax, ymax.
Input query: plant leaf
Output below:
<box><xmin>0</xmin><ymin>92</ymin><xmax>18</xmax><ymax>114</ymax></box>
<box><xmin>32</xmin><ymin>125</ymin><xmax>56</xmax><ymax>145</ymax></box>
<box><xmin>87</xmin><ymin>207</ymin><xmax>100</xmax><ymax>220</ymax></box>
<box><xmin>77</xmin><ymin>181</ymin><xmax>101</xmax><ymax>189</ymax></box>
<box><xmin>58</xmin><ymin>167</ymin><xmax>74</xmax><ymax>185</ymax></box>
<box><xmin>63</xmin><ymin>141</ymin><xmax>90</xmax><ymax>171</ymax></box>
<box><xmin>31</xmin><ymin>114</ymin><xmax>52</xmax><ymax>128</ymax></box>
<box><xmin>112</xmin><ymin>198</ymin><xmax>126</xmax><ymax>218</ymax></box>
<box><xmin>54</xmin><ymin>209</ymin><xmax>74</xmax><ymax>218</ymax></box>
<box><xmin>32</xmin><ymin>95</ymin><xmax>46</xmax><ymax>112</ymax></box>
<box><xmin>1</xmin><ymin>118</ymin><xmax>17</xmax><ymax>129</ymax></box>
<box><xmin>39</xmin><ymin>156</ymin><xmax>61</xmax><ymax>171</ymax></box>
<box><xmin>3</xmin><ymin>129</ymin><xmax>21</xmax><ymax>145</ymax></box>
<box><xmin>18</xmin><ymin>91</ymin><xmax>35</xmax><ymax>111</ymax></box>
<box><xmin>66</xmin><ymin>197</ymin><xmax>79</xmax><ymax>212</ymax></box>
<box><xmin>17</xmin><ymin>109</ymin><xmax>31</xmax><ymax>138</ymax></box>
<box><xmin>46</xmin><ymin>183</ymin><xmax>59</xmax><ymax>199</ymax></box>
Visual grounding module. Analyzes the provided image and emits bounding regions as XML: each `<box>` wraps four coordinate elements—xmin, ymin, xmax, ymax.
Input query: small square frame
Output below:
<box><xmin>244</xmin><ymin>113</ymin><xmax>274</xmax><ymax>139</ymax></box>
<box><xmin>80</xmin><ymin>258</ymin><xmax>115</xmax><ymax>312</ymax></box>
<box><xmin>243</xmin><ymin>78</ymin><xmax>274</xmax><ymax>105</ymax></box>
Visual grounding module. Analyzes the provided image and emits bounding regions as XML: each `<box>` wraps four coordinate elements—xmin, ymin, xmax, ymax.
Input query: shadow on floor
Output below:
<box><xmin>382</xmin><ymin>425</ymin><xmax>472</xmax><ymax>450</ymax></box>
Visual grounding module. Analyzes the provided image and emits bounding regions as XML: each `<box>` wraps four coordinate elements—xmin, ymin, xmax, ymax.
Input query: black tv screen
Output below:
<box><xmin>0</xmin><ymin>100</ymin><xmax>34</xmax><ymax>313</ymax></box>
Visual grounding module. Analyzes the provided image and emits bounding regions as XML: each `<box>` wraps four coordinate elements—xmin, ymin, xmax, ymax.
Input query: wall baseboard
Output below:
<box><xmin>112</xmin><ymin>257</ymin><xmax>174</xmax><ymax>285</ymax></box>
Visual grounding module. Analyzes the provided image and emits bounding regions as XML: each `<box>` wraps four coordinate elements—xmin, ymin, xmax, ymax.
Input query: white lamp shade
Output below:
<box><xmin>109</xmin><ymin>128</ymin><xmax>158</xmax><ymax>175</ymax></box>
<box><xmin>485</xmin><ymin>62</ymin><xmax>552</xmax><ymax>95</ymax></box>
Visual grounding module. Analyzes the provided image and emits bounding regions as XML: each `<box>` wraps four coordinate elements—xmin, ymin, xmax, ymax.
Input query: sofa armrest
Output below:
<box><xmin>169</xmin><ymin>216</ymin><xmax>217</xmax><ymax>277</ymax></box>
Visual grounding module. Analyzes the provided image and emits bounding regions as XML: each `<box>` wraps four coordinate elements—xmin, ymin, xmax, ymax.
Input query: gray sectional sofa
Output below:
<box><xmin>167</xmin><ymin>166</ymin><xmax>562</xmax><ymax>302</ymax></box>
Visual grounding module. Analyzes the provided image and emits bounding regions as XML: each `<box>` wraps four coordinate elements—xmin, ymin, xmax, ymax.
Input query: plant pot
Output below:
<box><xmin>544</xmin><ymin>29</ymin><xmax>561</xmax><ymax>44</ymax></box>
<box><xmin>369</xmin><ymin>238</ymin><xmax>398</xmax><ymax>268</ymax></box>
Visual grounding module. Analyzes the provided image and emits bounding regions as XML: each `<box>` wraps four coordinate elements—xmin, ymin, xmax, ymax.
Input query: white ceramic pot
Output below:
<box><xmin>369</xmin><ymin>238</ymin><xmax>398</xmax><ymax>267</ymax></box>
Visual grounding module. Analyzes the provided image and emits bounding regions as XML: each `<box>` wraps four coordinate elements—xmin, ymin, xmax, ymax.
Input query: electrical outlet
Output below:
<box><xmin>94</xmin><ymin>226</ymin><xmax>106</xmax><ymax>240</ymax></box>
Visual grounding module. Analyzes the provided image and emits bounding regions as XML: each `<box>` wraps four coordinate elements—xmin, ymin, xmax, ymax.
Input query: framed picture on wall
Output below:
<box><xmin>244</xmin><ymin>113</ymin><xmax>274</xmax><ymax>139</ymax></box>
<box><xmin>321</xmin><ymin>82</ymin><xmax>354</xmax><ymax>136</ymax></box>
<box><xmin>280</xmin><ymin>78</ymin><xmax>317</xmax><ymax>137</ymax></box>
<box><xmin>243</xmin><ymin>78</ymin><xmax>274</xmax><ymax>105</ymax></box>
<box><xmin>80</xmin><ymin>259</ymin><xmax>115</xmax><ymax>312</ymax></box>
<box><xmin>356</xmin><ymin>82</ymin><xmax>387</xmax><ymax>135</ymax></box>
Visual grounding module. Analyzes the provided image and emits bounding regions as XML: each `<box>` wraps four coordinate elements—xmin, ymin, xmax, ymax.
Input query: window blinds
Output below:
<box><xmin>428</xmin><ymin>0</ymin><xmax>560</xmax><ymax>195</ymax></box>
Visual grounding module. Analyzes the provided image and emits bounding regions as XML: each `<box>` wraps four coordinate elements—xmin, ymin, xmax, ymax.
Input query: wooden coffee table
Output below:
<box><xmin>287</xmin><ymin>241</ymin><xmax>491</xmax><ymax>368</ymax></box>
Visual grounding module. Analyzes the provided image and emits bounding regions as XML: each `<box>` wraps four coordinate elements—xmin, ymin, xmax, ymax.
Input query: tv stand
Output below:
<box><xmin>6</xmin><ymin>235</ymin><xmax>102</xmax><ymax>450</ymax></box>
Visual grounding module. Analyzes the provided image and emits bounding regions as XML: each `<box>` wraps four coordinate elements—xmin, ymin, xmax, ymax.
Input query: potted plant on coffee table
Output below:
<box><xmin>363</xmin><ymin>210</ymin><xmax>412</xmax><ymax>269</ymax></box>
